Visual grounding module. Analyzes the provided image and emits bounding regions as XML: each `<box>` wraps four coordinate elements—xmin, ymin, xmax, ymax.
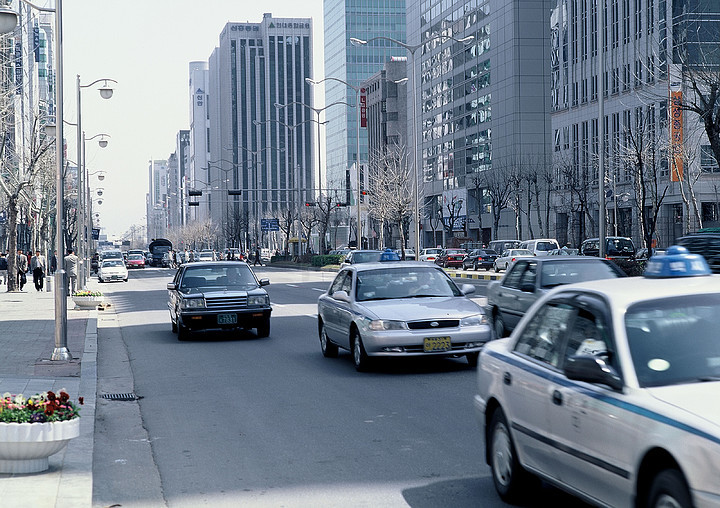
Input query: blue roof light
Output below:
<box><xmin>379</xmin><ymin>248</ymin><xmax>401</xmax><ymax>261</ymax></box>
<box><xmin>644</xmin><ymin>245</ymin><xmax>711</xmax><ymax>278</ymax></box>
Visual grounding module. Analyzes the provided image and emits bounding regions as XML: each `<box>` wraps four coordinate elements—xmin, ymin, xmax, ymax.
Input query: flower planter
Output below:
<box><xmin>71</xmin><ymin>295</ymin><xmax>103</xmax><ymax>309</ymax></box>
<box><xmin>0</xmin><ymin>418</ymin><xmax>80</xmax><ymax>473</ymax></box>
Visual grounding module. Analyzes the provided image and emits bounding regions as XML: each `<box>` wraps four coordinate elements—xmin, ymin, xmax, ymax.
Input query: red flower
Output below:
<box><xmin>59</xmin><ymin>391</ymin><xmax>69</xmax><ymax>403</ymax></box>
<box><xmin>47</xmin><ymin>391</ymin><xmax>56</xmax><ymax>401</ymax></box>
<box><xmin>78</xmin><ymin>397</ymin><xmax>84</xmax><ymax>405</ymax></box>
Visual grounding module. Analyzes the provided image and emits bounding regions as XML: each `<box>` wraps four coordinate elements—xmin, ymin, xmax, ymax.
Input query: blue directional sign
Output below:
<box><xmin>261</xmin><ymin>218</ymin><xmax>280</xmax><ymax>232</ymax></box>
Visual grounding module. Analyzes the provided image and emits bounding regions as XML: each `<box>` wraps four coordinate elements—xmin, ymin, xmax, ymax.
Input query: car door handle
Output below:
<box><xmin>552</xmin><ymin>390</ymin><xmax>563</xmax><ymax>406</ymax></box>
<box><xmin>503</xmin><ymin>372</ymin><xmax>512</xmax><ymax>385</ymax></box>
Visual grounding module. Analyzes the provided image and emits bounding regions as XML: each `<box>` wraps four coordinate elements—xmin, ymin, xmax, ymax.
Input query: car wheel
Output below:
<box><xmin>177</xmin><ymin>323</ymin><xmax>190</xmax><ymax>342</ymax></box>
<box><xmin>494</xmin><ymin>262</ymin><xmax>500</xmax><ymax>273</ymax></box>
<box><xmin>256</xmin><ymin>319</ymin><xmax>270</xmax><ymax>338</ymax></box>
<box><xmin>473</xmin><ymin>261</ymin><xmax>478</xmax><ymax>271</ymax></box>
<box><xmin>494</xmin><ymin>313</ymin><xmax>507</xmax><ymax>338</ymax></box>
<box><xmin>319</xmin><ymin>322</ymin><xmax>338</xmax><ymax>358</ymax></box>
<box><xmin>124</xmin><ymin>278</ymin><xmax>128</xmax><ymax>282</ymax></box>
<box><xmin>352</xmin><ymin>329</ymin><xmax>372</xmax><ymax>372</ymax></box>
<box><xmin>466</xmin><ymin>352</ymin><xmax>479</xmax><ymax>367</ymax></box>
<box><xmin>489</xmin><ymin>409</ymin><xmax>529</xmax><ymax>503</ymax></box>
<box><xmin>648</xmin><ymin>469</ymin><xmax>691</xmax><ymax>508</ymax></box>
<box><xmin>98</xmin><ymin>277</ymin><xmax>104</xmax><ymax>283</ymax></box>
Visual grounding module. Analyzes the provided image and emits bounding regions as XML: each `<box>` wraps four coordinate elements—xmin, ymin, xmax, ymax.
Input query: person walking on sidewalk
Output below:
<box><xmin>254</xmin><ymin>246</ymin><xmax>262</xmax><ymax>266</ymax></box>
<box><xmin>30</xmin><ymin>249</ymin><xmax>47</xmax><ymax>292</ymax></box>
<box><xmin>0</xmin><ymin>252</ymin><xmax>7</xmax><ymax>286</ymax></box>
<box><xmin>50</xmin><ymin>250</ymin><xmax>57</xmax><ymax>275</ymax></box>
<box><xmin>16</xmin><ymin>248</ymin><xmax>28</xmax><ymax>291</ymax></box>
<box><xmin>65</xmin><ymin>248</ymin><xmax>78</xmax><ymax>295</ymax></box>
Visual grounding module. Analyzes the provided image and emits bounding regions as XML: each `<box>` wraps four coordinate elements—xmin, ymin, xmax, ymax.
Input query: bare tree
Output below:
<box><xmin>298</xmin><ymin>205</ymin><xmax>320</xmax><ymax>256</ymax></box>
<box><xmin>479</xmin><ymin>164</ymin><xmax>514</xmax><ymax>239</ymax></box>
<box><xmin>442</xmin><ymin>193</ymin><xmax>465</xmax><ymax>242</ymax></box>
<box><xmin>277</xmin><ymin>205</ymin><xmax>295</xmax><ymax>256</ymax></box>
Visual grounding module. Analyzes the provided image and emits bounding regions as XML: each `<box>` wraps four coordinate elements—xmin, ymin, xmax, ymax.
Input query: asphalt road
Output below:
<box><xmin>91</xmin><ymin>265</ymin><xmax>585</xmax><ymax>508</ymax></box>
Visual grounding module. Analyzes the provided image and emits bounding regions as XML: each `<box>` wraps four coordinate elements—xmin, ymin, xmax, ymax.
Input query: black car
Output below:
<box><xmin>167</xmin><ymin>261</ymin><xmax>271</xmax><ymax>341</ymax></box>
<box><xmin>677</xmin><ymin>232</ymin><xmax>720</xmax><ymax>273</ymax></box>
<box><xmin>461</xmin><ymin>249</ymin><xmax>498</xmax><ymax>270</ymax></box>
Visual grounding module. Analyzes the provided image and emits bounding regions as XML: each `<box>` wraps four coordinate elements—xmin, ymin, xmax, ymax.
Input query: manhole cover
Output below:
<box><xmin>100</xmin><ymin>393</ymin><xmax>139</xmax><ymax>401</ymax></box>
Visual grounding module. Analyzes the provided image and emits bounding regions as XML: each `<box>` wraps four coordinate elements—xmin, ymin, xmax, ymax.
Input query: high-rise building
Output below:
<box><xmin>206</xmin><ymin>13</ymin><xmax>314</xmax><ymax>248</ymax></box>
<box><xmin>323</xmin><ymin>0</ymin><xmax>407</xmax><ymax>197</ymax></box>
<box><xmin>146</xmin><ymin>160</ymin><xmax>168</xmax><ymax>241</ymax></box>
<box><xmin>188</xmin><ymin>62</ymin><xmax>210</xmax><ymax>222</ymax></box>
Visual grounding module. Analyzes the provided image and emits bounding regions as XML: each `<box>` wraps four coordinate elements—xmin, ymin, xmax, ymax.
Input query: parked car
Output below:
<box><xmin>475</xmin><ymin>246</ymin><xmax>720</xmax><ymax>507</ymax></box>
<box><xmin>486</xmin><ymin>256</ymin><xmax>625</xmax><ymax>337</ymax></box>
<box><xmin>580</xmin><ymin>236</ymin><xmax>636</xmax><ymax>260</ymax></box>
<box><xmin>461</xmin><ymin>249</ymin><xmax>498</xmax><ymax>270</ymax></box>
<box><xmin>677</xmin><ymin>231</ymin><xmax>720</xmax><ymax>273</ymax></box>
<box><xmin>492</xmin><ymin>249</ymin><xmax>534</xmax><ymax>272</ymax></box>
<box><xmin>98</xmin><ymin>259</ymin><xmax>128</xmax><ymax>283</ymax></box>
<box><xmin>419</xmin><ymin>248</ymin><xmax>443</xmax><ymax>262</ymax></box>
<box><xmin>548</xmin><ymin>248</ymin><xmax>580</xmax><ymax>255</ymax></box>
<box><xmin>197</xmin><ymin>250</ymin><xmax>216</xmax><ymax>262</ymax></box>
<box><xmin>126</xmin><ymin>253</ymin><xmax>146</xmax><ymax>268</ymax></box>
<box><xmin>167</xmin><ymin>261</ymin><xmax>271</xmax><ymax>340</ymax></box>
<box><xmin>340</xmin><ymin>249</ymin><xmax>383</xmax><ymax>268</ymax></box>
<box><xmin>434</xmin><ymin>248</ymin><xmax>467</xmax><ymax>268</ymax></box>
<box><xmin>634</xmin><ymin>247</ymin><xmax>665</xmax><ymax>260</ymax></box>
<box><xmin>519</xmin><ymin>238</ymin><xmax>560</xmax><ymax>256</ymax></box>
<box><xmin>317</xmin><ymin>261</ymin><xmax>491</xmax><ymax>370</ymax></box>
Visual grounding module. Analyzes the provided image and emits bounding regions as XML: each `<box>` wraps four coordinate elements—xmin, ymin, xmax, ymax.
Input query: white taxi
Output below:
<box><xmin>474</xmin><ymin>246</ymin><xmax>720</xmax><ymax>507</ymax></box>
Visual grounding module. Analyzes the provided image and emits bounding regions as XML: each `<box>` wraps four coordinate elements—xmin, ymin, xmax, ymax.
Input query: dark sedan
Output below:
<box><xmin>434</xmin><ymin>249</ymin><xmax>467</xmax><ymax>268</ymax></box>
<box><xmin>167</xmin><ymin>262</ymin><xmax>271</xmax><ymax>341</ymax></box>
<box><xmin>461</xmin><ymin>249</ymin><xmax>498</xmax><ymax>270</ymax></box>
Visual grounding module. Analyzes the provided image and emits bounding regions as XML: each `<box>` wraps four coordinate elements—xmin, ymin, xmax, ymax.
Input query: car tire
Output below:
<box><xmin>466</xmin><ymin>352</ymin><xmax>479</xmax><ymax>367</ymax></box>
<box><xmin>352</xmin><ymin>329</ymin><xmax>371</xmax><ymax>372</ymax></box>
<box><xmin>494</xmin><ymin>262</ymin><xmax>500</xmax><ymax>273</ymax></box>
<box><xmin>648</xmin><ymin>469</ymin><xmax>691</xmax><ymax>508</ymax></box>
<box><xmin>489</xmin><ymin>409</ymin><xmax>529</xmax><ymax>503</ymax></box>
<box><xmin>473</xmin><ymin>261</ymin><xmax>478</xmax><ymax>271</ymax></box>
<box><xmin>98</xmin><ymin>277</ymin><xmax>104</xmax><ymax>283</ymax></box>
<box><xmin>494</xmin><ymin>313</ymin><xmax>507</xmax><ymax>338</ymax></box>
<box><xmin>177</xmin><ymin>324</ymin><xmax>190</xmax><ymax>342</ymax></box>
<box><xmin>124</xmin><ymin>278</ymin><xmax>128</xmax><ymax>282</ymax></box>
<box><xmin>256</xmin><ymin>319</ymin><xmax>270</xmax><ymax>338</ymax></box>
<box><xmin>319</xmin><ymin>322</ymin><xmax>338</xmax><ymax>358</ymax></box>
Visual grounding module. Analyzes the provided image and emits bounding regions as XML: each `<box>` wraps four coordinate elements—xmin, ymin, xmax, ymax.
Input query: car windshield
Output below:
<box><xmin>426</xmin><ymin>249</ymin><xmax>442</xmax><ymax>254</ymax></box>
<box><xmin>536</xmin><ymin>241</ymin><xmax>557</xmax><ymax>251</ymax></box>
<box><xmin>625</xmin><ymin>294</ymin><xmax>720</xmax><ymax>387</ymax></box>
<box><xmin>128</xmin><ymin>254</ymin><xmax>143</xmax><ymax>260</ymax></box>
<box><xmin>356</xmin><ymin>267</ymin><xmax>462</xmax><ymax>301</ymax></box>
<box><xmin>508</xmin><ymin>250</ymin><xmax>533</xmax><ymax>257</ymax></box>
<box><xmin>180</xmin><ymin>266</ymin><xmax>257</xmax><ymax>291</ymax></box>
<box><xmin>102</xmin><ymin>260</ymin><xmax>124</xmax><ymax>267</ymax></box>
<box><xmin>608</xmin><ymin>238</ymin><xmax>634</xmax><ymax>255</ymax></box>
<box><xmin>539</xmin><ymin>260</ymin><xmax>624</xmax><ymax>288</ymax></box>
<box><xmin>351</xmin><ymin>252</ymin><xmax>382</xmax><ymax>263</ymax></box>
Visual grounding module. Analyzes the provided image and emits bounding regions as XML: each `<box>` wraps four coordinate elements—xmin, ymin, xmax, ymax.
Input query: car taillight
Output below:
<box><xmin>512</xmin><ymin>257</ymin><xmax>516</xmax><ymax>261</ymax></box>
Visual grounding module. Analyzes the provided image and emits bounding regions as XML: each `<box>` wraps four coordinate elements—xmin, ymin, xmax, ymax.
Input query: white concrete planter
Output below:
<box><xmin>71</xmin><ymin>296</ymin><xmax>103</xmax><ymax>309</ymax></box>
<box><xmin>0</xmin><ymin>418</ymin><xmax>80</xmax><ymax>473</ymax></box>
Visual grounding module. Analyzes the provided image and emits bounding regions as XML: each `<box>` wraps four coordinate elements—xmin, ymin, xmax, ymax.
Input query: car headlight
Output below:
<box><xmin>369</xmin><ymin>319</ymin><xmax>407</xmax><ymax>331</ymax></box>
<box><xmin>460</xmin><ymin>314</ymin><xmax>488</xmax><ymax>327</ymax></box>
<box><xmin>247</xmin><ymin>295</ymin><xmax>269</xmax><ymax>306</ymax></box>
<box><xmin>180</xmin><ymin>298</ymin><xmax>205</xmax><ymax>309</ymax></box>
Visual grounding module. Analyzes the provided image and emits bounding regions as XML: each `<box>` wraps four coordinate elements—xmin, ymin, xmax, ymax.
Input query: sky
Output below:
<box><xmin>57</xmin><ymin>0</ymin><xmax>324</xmax><ymax>240</ymax></box>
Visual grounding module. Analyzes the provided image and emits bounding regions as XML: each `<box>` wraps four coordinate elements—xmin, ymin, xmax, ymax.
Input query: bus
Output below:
<box><xmin>148</xmin><ymin>238</ymin><xmax>172</xmax><ymax>267</ymax></box>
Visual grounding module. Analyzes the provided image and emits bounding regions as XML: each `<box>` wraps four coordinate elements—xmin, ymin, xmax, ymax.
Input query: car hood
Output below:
<box><xmin>357</xmin><ymin>297</ymin><xmax>482</xmax><ymax>320</ymax></box>
<box><xmin>648</xmin><ymin>384</ymin><xmax>720</xmax><ymax>430</ymax></box>
<box><xmin>184</xmin><ymin>288</ymin><xmax>263</xmax><ymax>298</ymax></box>
<box><xmin>101</xmin><ymin>267</ymin><xmax>126</xmax><ymax>273</ymax></box>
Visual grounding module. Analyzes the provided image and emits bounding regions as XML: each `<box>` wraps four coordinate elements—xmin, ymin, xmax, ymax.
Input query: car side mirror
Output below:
<box><xmin>460</xmin><ymin>283</ymin><xmax>476</xmax><ymax>295</ymax></box>
<box><xmin>167</xmin><ymin>282</ymin><xmax>178</xmax><ymax>290</ymax></box>
<box><xmin>520</xmin><ymin>282</ymin><xmax>535</xmax><ymax>293</ymax></box>
<box><xmin>332</xmin><ymin>290</ymin><xmax>351</xmax><ymax>303</ymax></box>
<box><xmin>564</xmin><ymin>355</ymin><xmax>623</xmax><ymax>391</ymax></box>
<box><xmin>259</xmin><ymin>278</ymin><xmax>270</xmax><ymax>286</ymax></box>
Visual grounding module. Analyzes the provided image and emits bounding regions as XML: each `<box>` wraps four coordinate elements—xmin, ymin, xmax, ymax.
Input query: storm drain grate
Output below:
<box><xmin>100</xmin><ymin>393</ymin><xmax>138</xmax><ymax>401</ymax></box>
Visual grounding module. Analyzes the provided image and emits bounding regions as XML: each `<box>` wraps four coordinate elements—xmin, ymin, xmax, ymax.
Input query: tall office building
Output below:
<box><xmin>146</xmin><ymin>160</ymin><xmax>168</xmax><ymax>241</ymax></box>
<box><xmin>323</xmin><ymin>0</ymin><xmax>407</xmax><ymax>198</ymax></box>
<box><xmin>188</xmin><ymin>62</ymin><xmax>210</xmax><ymax>222</ymax></box>
<box><xmin>407</xmin><ymin>0</ymin><xmax>552</xmax><ymax>246</ymax></box>
<box><xmin>206</xmin><ymin>14</ymin><xmax>313</xmax><ymax>247</ymax></box>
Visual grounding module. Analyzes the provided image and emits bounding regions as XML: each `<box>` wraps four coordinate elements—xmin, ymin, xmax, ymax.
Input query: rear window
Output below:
<box><xmin>539</xmin><ymin>260</ymin><xmax>624</xmax><ymax>288</ymax></box>
<box><xmin>536</xmin><ymin>241</ymin><xmax>558</xmax><ymax>252</ymax></box>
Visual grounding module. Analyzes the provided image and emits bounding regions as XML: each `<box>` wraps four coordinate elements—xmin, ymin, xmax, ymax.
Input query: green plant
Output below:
<box><xmin>0</xmin><ymin>391</ymin><xmax>83</xmax><ymax>424</ymax></box>
<box><xmin>72</xmin><ymin>290</ymin><xmax>103</xmax><ymax>297</ymax></box>
<box><xmin>311</xmin><ymin>255</ymin><xmax>345</xmax><ymax>267</ymax></box>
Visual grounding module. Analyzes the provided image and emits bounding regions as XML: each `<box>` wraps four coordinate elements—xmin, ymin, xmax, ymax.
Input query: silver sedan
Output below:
<box><xmin>317</xmin><ymin>261</ymin><xmax>492</xmax><ymax>371</ymax></box>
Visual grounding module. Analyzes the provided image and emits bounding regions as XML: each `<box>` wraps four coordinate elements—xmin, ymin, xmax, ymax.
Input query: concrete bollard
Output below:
<box><xmin>45</xmin><ymin>275</ymin><xmax>52</xmax><ymax>292</ymax></box>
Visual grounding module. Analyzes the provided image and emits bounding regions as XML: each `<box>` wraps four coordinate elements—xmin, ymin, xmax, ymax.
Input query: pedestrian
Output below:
<box><xmin>0</xmin><ymin>252</ymin><xmax>7</xmax><ymax>286</ymax></box>
<box><xmin>16</xmin><ymin>248</ymin><xmax>28</xmax><ymax>291</ymax></box>
<box><xmin>254</xmin><ymin>246</ymin><xmax>262</xmax><ymax>266</ymax></box>
<box><xmin>30</xmin><ymin>249</ymin><xmax>46</xmax><ymax>292</ymax></box>
<box><xmin>65</xmin><ymin>248</ymin><xmax>78</xmax><ymax>295</ymax></box>
<box><xmin>50</xmin><ymin>250</ymin><xmax>57</xmax><ymax>275</ymax></box>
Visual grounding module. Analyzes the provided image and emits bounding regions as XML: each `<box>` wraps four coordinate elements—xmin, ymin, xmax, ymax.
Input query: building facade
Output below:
<box><xmin>188</xmin><ymin>61</ymin><xmax>210</xmax><ymax>222</ymax></box>
<box><xmin>206</xmin><ymin>13</ymin><xmax>314</xmax><ymax>249</ymax></box>
<box><xmin>146</xmin><ymin>160</ymin><xmax>168</xmax><ymax>241</ymax></box>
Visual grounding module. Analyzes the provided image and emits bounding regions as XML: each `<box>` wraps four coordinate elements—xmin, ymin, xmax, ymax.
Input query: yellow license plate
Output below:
<box><xmin>424</xmin><ymin>337</ymin><xmax>451</xmax><ymax>352</ymax></box>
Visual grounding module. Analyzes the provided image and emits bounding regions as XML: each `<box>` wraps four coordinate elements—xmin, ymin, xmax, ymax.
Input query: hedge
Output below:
<box><xmin>311</xmin><ymin>254</ymin><xmax>345</xmax><ymax>267</ymax></box>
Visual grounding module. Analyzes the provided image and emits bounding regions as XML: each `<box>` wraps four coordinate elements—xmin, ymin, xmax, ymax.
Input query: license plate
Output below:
<box><xmin>424</xmin><ymin>337</ymin><xmax>451</xmax><ymax>352</ymax></box>
<box><xmin>217</xmin><ymin>313</ymin><xmax>237</xmax><ymax>325</ymax></box>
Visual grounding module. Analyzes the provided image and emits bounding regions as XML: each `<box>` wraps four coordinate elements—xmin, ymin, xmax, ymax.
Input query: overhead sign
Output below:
<box><xmin>261</xmin><ymin>218</ymin><xmax>280</xmax><ymax>231</ymax></box>
<box><xmin>91</xmin><ymin>228</ymin><xmax>100</xmax><ymax>240</ymax></box>
<box><xmin>670</xmin><ymin>90</ymin><xmax>683</xmax><ymax>182</ymax></box>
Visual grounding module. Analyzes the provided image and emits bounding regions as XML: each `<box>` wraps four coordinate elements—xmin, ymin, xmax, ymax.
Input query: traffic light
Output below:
<box><xmin>304</xmin><ymin>202</ymin><xmax>316</xmax><ymax>207</ymax></box>
<box><xmin>188</xmin><ymin>190</ymin><xmax>202</xmax><ymax>197</ymax></box>
<box><xmin>335</xmin><ymin>202</ymin><xmax>349</xmax><ymax>207</ymax></box>
<box><xmin>361</xmin><ymin>190</ymin><xmax>370</xmax><ymax>195</ymax></box>
<box><xmin>228</xmin><ymin>189</ymin><xmax>242</xmax><ymax>196</ymax></box>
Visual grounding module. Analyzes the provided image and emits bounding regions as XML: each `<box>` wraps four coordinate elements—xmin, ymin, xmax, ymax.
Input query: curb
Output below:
<box><xmin>449</xmin><ymin>271</ymin><xmax>502</xmax><ymax>281</ymax></box>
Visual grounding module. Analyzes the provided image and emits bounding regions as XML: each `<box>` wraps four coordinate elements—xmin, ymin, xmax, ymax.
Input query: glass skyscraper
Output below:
<box><xmin>323</xmin><ymin>0</ymin><xmax>407</xmax><ymax>197</ymax></box>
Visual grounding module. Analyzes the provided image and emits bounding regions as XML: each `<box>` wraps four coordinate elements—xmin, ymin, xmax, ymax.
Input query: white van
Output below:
<box><xmin>519</xmin><ymin>238</ymin><xmax>560</xmax><ymax>256</ymax></box>
<box><xmin>488</xmin><ymin>240</ymin><xmax>522</xmax><ymax>254</ymax></box>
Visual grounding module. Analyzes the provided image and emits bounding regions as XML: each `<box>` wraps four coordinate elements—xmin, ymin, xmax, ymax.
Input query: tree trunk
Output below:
<box><xmin>6</xmin><ymin>196</ymin><xmax>18</xmax><ymax>292</ymax></box>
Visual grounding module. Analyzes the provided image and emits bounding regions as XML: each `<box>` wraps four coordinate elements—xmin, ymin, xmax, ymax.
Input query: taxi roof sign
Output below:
<box><xmin>379</xmin><ymin>248</ymin><xmax>401</xmax><ymax>261</ymax></box>
<box><xmin>644</xmin><ymin>245</ymin><xmax>711</xmax><ymax>278</ymax></box>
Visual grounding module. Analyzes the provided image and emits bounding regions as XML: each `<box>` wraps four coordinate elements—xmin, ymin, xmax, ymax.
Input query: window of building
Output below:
<box><xmin>701</xmin><ymin>146</ymin><xmax>720</xmax><ymax>172</ymax></box>
<box><xmin>702</xmin><ymin>202</ymin><xmax>720</xmax><ymax>223</ymax></box>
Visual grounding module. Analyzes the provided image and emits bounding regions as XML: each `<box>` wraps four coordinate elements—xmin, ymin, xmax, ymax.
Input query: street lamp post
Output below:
<box><xmin>350</xmin><ymin>34</ymin><xmax>474</xmax><ymax>256</ymax></box>
<box><xmin>306</xmin><ymin>77</ymin><xmax>363</xmax><ymax>249</ymax></box>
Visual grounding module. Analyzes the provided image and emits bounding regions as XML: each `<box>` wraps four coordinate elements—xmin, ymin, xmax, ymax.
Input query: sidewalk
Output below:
<box><xmin>0</xmin><ymin>280</ymin><xmax>98</xmax><ymax>508</ymax></box>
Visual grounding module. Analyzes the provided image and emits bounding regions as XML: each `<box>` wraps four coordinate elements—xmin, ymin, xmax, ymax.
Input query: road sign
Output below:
<box><xmin>261</xmin><ymin>218</ymin><xmax>280</xmax><ymax>232</ymax></box>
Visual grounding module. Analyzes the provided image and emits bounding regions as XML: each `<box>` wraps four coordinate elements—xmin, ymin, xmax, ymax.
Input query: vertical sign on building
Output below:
<box><xmin>360</xmin><ymin>88</ymin><xmax>367</xmax><ymax>128</ymax></box>
<box><xmin>670</xmin><ymin>90</ymin><xmax>683</xmax><ymax>182</ymax></box>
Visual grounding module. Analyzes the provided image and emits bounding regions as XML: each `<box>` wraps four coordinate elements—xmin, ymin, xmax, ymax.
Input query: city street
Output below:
<box><xmin>90</xmin><ymin>265</ymin><xmax>584</xmax><ymax>508</ymax></box>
